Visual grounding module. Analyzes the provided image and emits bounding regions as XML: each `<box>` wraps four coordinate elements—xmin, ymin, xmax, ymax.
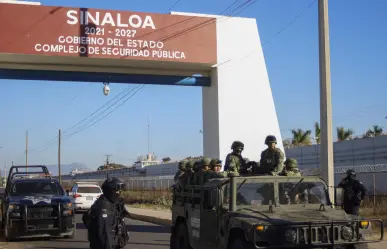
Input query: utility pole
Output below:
<box><xmin>25</xmin><ymin>130</ymin><xmax>28</xmax><ymax>172</ymax></box>
<box><xmin>104</xmin><ymin>154</ymin><xmax>112</xmax><ymax>168</ymax></box>
<box><xmin>318</xmin><ymin>0</ymin><xmax>334</xmax><ymax>200</ymax></box>
<box><xmin>58</xmin><ymin>129</ymin><xmax>62</xmax><ymax>184</ymax></box>
<box><xmin>147</xmin><ymin>117</ymin><xmax>150</xmax><ymax>154</ymax></box>
<box><xmin>104</xmin><ymin>154</ymin><xmax>112</xmax><ymax>178</ymax></box>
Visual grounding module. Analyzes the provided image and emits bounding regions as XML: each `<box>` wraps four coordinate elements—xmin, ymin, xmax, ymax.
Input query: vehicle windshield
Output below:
<box><xmin>10</xmin><ymin>181</ymin><xmax>64</xmax><ymax>196</ymax></box>
<box><xmin>223</xmin><ymin>179</ymin><xmax>275</xmax><ymax>208</ymax></box>
<box><xmin>278</xmin><ymin>181</ymin><xmax>328</xmax><ymax>205</ymax></box>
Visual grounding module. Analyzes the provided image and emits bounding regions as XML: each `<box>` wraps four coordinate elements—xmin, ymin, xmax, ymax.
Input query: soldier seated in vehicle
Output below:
<box><xmin>279</xmin><ymin>158</ymin><xmax>302</xmax><ymax>177</ymax></box>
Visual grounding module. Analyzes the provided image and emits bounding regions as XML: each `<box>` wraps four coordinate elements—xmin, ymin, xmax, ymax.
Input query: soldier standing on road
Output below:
<box><xmin>224</xmin><ymin>141</ymin><xmax>246</xmax><ymax>175</ymax></box>
<box><xmin>259</xmin><ymin>135</ymin><xmax>285</xmax><ymax>175</ymax></box>
<box><xmin>338</xmin><ymin>169</ymin><xmax>367</xmax><ymax>215</ymax></box>
<box><xmin>280</xmin><ymin>158</ymin><xmax>302</xmax><ymax>176</ymax></box>
<box><xmin>87</xmin><ymin>177</ymin><xmax>124</xmax><ymax>249</ymax></box>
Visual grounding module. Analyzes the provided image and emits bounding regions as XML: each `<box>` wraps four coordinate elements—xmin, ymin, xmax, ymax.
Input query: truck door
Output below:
<box><xmin>199</xmin><ymin>186</ymin><xmax>220</xmax><ymax>249</ymax></box>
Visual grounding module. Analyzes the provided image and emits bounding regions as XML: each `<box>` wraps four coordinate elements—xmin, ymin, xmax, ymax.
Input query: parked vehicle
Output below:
<box><xmin>68</xmin><ymin>182</ymin><xmax>102</xmax><ymax>211</ymax></box>
<box><xmin>1</xmin><ymin>165</ymin><xmax>76</xmax><ymax>241</ymax></box>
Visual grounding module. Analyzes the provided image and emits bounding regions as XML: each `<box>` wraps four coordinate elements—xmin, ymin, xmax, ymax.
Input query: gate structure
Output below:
<box><xmin>0</xmin><ymin>1</ymin><xmax>283</xmax><ymax>166</ymax></box>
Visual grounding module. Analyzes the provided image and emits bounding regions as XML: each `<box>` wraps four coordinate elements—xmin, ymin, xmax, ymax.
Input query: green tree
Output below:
<box><xmin>291</xmin><ymin>128</ymin><xmax>312</xmax><ymax>146</ymax></box>
<box><xmin>314</xmin><ymin>122</ymin><xmax>321</xmax><ymax>144</ymax></box>
<box><xmin>336</xmin><ymin>127</ymin><xmax>354</xmax><ymax>141</ymax></box>
<box><xmin>364</xmin><ymin>125</ymin><xmax>384</xmax><ymax>138</ymax></box>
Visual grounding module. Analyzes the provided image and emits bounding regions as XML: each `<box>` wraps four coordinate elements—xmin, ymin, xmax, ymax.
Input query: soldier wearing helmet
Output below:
<box><xmin>210</xmin><ymin>158</ymin><xmax>222</xmax><ymax>172</ymax></box>
<box><xmin>224</xmin><ymin>141</ymin><xmax>247</xmax><ymax>176</ymax></box>
<box><xmin>180</xmin><ymin>160</ymin><xmax>195</xmax><ymax>187</ymax></box>
<box><xmin>206</xmin><ymin>158</ymin><xmax>227</xmax><ymax>180</ymax></box>
<box><xmin>194</xmin><ymin>157</ymin><xmax>212</xmax><ymax>185</ymax></box>
<box><xmin>259</xmin><ymin>135</ymin><xmax>284</xmax><ymax>176</ymax></box>
<box><xmin>338</xmin><ymin>169</ymin><xmax>367</xmax><ymax>215</ymax></box>
<box><xmin>174</xmin><ymin>160</ymin><xmax>187</xmax><ymax>184</ymax></box>
<box><xmin>280</xmin><ymin>158</ymin><xmax>302</xmax><ymax>177</ymax></box>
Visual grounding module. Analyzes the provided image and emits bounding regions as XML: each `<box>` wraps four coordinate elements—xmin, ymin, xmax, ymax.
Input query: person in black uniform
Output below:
<box><xmin>338</xmin><ymin>169</ymin><xmax>367</xmax><ymax>215</ymax></box>
<box><xmin>87</xmin><ymin>177</ymin><xmax>125</xmax><ymax>249</ymax></box>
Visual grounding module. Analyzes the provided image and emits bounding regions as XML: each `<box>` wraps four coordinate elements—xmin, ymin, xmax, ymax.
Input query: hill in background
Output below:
<box><xmin>46</xmin><ymin>163</ymin><xmax>91</xmax><ymax>176</ymax></box>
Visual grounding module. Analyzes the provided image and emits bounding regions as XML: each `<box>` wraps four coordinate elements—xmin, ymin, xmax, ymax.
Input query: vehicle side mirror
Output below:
<box><xmin>334</xmin><ymin>187</ymin><xmax>344</xmax><ymax>206</ymax></box>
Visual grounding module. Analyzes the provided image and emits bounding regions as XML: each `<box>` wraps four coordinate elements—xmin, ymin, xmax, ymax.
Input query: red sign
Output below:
<box><xmin>0</xmin><ymin>3</ymin><xmax>217</xmax><ymax>64</ymax></box>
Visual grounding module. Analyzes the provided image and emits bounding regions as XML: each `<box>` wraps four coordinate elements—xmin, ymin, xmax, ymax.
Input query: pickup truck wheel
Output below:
<box><xmin>172</xmin><ymin>222</ymin><xmax>192</xmax><ymax>249</ymax></box>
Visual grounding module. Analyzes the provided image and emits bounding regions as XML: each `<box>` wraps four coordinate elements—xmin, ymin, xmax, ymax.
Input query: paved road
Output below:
<box><xmin>0</xmin><ymin>213</ymin><xmax>170</xmax><ymax>249</ymax></box>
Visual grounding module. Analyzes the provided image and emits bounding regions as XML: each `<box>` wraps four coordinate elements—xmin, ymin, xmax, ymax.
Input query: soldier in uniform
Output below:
<box><xmin>180</xmin><ymin>160</ymin><xmax>195</xmax><ymax>188</ymax></box>
<box><xmin>194</xmin><ymin>157</ymin><xmax>211</xmax><ymax>185</ymax></box>
<box><xmin>259</xmin><ymin>135</ymin><xmax>285</xmax><ymax>175</ymax></box>
<box><xmin>280</xmin><ymin>158</ymin><xmax>302</xmax><ymax>176</ymax></box>
<box><xmin>338</xmin><ymin>169</ymin><xmax>367</xmax><ymax>215</ymax></box>
<box><xmin>190</xmin><ymin>160</ymin><xmax>201</xmax><ymax>185</ymax></box>
<box><xmin>210</xmin><ymin>158</ymin><xmax>222</xmax><ymax>172</ymax></box>
<box><xmin>174</xmin><ymin>160</ymin><xmax>187</xmax><ymax>183</ymax></box>
<box><xmin>224</xmin><ymin>141</ymin><xmax>246</xmax><ymax>175</ymax></box>
<box><xmin>207</xmin><ymin>158</ymin><xmax>227</xmax><ymax>180</ymax></box>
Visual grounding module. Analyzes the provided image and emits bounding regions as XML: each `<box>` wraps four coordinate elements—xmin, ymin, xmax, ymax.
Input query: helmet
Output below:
<box><xmin>101</xmin><ymin>177</ymin><xmax>125</xmax><ymax>192</ymax></box>
<box><xmin>193</xmin><ymin>161</ymin><xmax>200</xmax><ymax>171</ymax></box>
<box><xmin>210</xmin><ymin>158</ymin><xmax>222</xmax><ymax>167</ymax></box>
<box><xmin>201</xmin><ymin>157</ymin><xmax>211</xmax><ymax>167</ymax></box>
<box><xmin>265</xmin><ymin>135</ymin><xmax>277</xmax><ymax>145</ymax></box>
<box><xmin>231</xmin><ymin>141</ymin><xmax>244</xmax><ymax>150</ymax></box>
<box><xmin>178</xmin><ymin>160</ymin><xmax>187</xmax><ymax>170</ymax></box>
<box><xmin>285</xmin><ymin>158</ymin><xmax>298</xmax><ymax>168</ymax></box>
<box><xmin>186</xmin><ymin>160</ymin><xmax>195</xmax><ymax>169</ymax></box>
<box><xmin>346</xmin><ymin>169</ymin><xmax>356</xmax><ymax>177</ymax></box>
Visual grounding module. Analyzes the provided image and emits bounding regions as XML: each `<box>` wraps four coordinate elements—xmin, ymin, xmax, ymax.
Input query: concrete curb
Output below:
<box><xmin>130</xmin><ymin>213</ymin><xmax>172</xmax><ymax>227</ymax></box>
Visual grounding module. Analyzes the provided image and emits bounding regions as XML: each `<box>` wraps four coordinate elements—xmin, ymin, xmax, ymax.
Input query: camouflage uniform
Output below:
<box><xmin>191</xmin><ymin>160</ymin><xmax>201</xmax><ymax>185</ymax></box>
<box><xmin>280</xmin><ymin>158</ymin><xmax>302</xmax><ymax>177</ymax></box>
<box><xmin>194</xmin><ymin>157</ymin><xmax>211</xmax><ymax>185</ymax></box>
<box><xmin>224</xmin><ymin>141</ymin><xmax>246</xmax><ymax>176</ymax></box>
<box><xmin>179</xmin><ymin>160</ymin><xmax>195</xmax><ymax>189</ymax></box>
<box><xmin>207</xmin><ymin>158</ymin><xmax>227</xmax><ymax>180</ymax></box>
<box><xmin>174</xmin><ymin>160</ymin><xmax>187</xmax><ymax>183</ymax></box>
<box><xmin>259</xmin><ymin>135</ymin><xmax>284</xmax><ymax>175</ymax></box>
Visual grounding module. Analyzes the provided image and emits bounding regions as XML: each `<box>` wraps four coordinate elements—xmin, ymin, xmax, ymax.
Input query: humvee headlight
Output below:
<box><xmin>284</xmin><ymin>229</ymin><xmax>297</xmax><ymax>243</ymax></box>
<box><xmin>255</xmin><ymin>225</ymin><xmax>266</xmax><ymax>232</ymax></box>
<box><xmin>341</xmin><ymin>226</ymin><xmax>354</xmax><ymax>240</ymax></box>
<box><xmin>359</xmin><ymin>221</ymin><xmax>369</xmax><ymax>229</ymax></box>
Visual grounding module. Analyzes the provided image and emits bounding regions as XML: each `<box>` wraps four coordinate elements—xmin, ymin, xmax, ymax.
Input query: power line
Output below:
<box><xmin>28</xmin><ymin>85</ymin><xmax>143</xmax><ymax>155</ymax></box>
<box><xmin>27</xmin><ymin>85</ymin><xmax>136</xmax><ymax>154</ymax></box>
<box><xmin>216</xmin><ymin>0</ymin><xmax>317</xmax><ymax>67</ymax></box>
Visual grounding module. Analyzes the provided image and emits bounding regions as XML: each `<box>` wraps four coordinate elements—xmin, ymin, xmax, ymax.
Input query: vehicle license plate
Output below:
<box><xmin>86</xmin><ymin>196</ymin><xmax>93</xmax><ymax>200</ymax></box>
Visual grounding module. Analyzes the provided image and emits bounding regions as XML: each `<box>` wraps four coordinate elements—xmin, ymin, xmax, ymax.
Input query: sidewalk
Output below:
<box><xmin>126</xmin><ymin>206</ymin><xmax>172</xmax><ymax>227</ymax></box>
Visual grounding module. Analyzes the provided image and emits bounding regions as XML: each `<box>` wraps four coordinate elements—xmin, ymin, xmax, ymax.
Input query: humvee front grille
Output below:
<box><xmin>298</xmin><ymin>226</ymin><xmax>340</xmax><ymax>243</ymax></box>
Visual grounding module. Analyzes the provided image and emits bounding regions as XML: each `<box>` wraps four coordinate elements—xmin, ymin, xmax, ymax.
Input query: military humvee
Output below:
<box><xmin>170</xmin><ymin>173</ymin><xmax>384</xmax><ymax>249</ymax></box>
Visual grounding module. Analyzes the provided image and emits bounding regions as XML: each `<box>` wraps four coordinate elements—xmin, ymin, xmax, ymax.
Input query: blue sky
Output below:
<box><xmin>0</xmin><ymin>0</ymin><xmax>386</xmax><ymax>169</ymax></box>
